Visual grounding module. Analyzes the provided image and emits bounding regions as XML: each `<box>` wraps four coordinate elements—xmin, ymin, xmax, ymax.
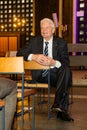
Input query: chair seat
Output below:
<box><xmin>17</xmin><ymin>88</ymin><xmax>36</xmax><ymax>98</ymax></box>
<box><xmin>17</xmin><ymin>82</ymin><xmax>48</xmax><ymax>88</ymax></box>
<box><xmin>72</xmin><ymin>70</ymin><xmax>87</xmax><ymax>86</ymax></box>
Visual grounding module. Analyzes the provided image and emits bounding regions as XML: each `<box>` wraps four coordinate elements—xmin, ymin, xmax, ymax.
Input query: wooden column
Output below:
<box><xmin>59</xmin><ymin>0</ymin><xmax>63</xmax><ymax>37</ymax></box>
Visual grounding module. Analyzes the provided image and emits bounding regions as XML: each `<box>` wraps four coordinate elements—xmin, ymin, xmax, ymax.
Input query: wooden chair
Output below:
<box><xmin>0</xmin><ymin>100</ymin><xmax>5</xmax><ymax>130</ymax></box>
<box><xmin>67</xmin><ymin>43</ymin><xmax>87</xmax><ymax>105</ymax></box>
<box><xmin>17</xmin><ymin>60</ymin><xmax>51</xmax><ymax>118</ymax></box>
<box><xmin>5</xmin><ymin>51</ymin><xmax>17</xmax><ymax>57</ymax></box>
<box><xmin>0</xmin><ymin>57</ymin><xmax>35</xmax><ymax>130</ymax></box>
<box><xmin>68</xmin><ymin>43</ymin><xmax>87</xmax><ymax>87</ymax></box>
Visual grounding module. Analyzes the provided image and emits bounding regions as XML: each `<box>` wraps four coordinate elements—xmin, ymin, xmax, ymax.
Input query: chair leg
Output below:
<box><xmin>37</xmin><ymin>88</ymin><xmax>41</xmax><ymax>104</ymax></box>
<box><xmin>28</xmin><ymin>96</ymin><xmax>30</xmax><ymax>119</ymax></box>
<box><xmin>48</xmin><ymin>86</ymin><xmax>50</xmax><ymax>119</ymax></box>
<box><xmin>2</xmin><ymin>106</ymin><xmax>5</xmax><ymax>130</ymax></box>
<box><xmin>31</xmin><ymin>94</ymin><xmax>35</xmax><ymax>130</ymax></box>
<box><xmin>69</xmin><ymin>87</ymin><xmax>74</xmax><ymax>105</ymax></box>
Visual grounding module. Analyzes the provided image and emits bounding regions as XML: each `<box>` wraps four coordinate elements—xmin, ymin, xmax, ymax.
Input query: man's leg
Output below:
<box><xmin>0</xmin><ymin>78</ymin><xmax>17</xmax><ymax>130</ymax></box>
<box><xmin>51</xmin><ymin>66</ymin><xmax>72</xmax><ymax>111</ymax></box>
<box><xmin>50</xmin><ymin>66</ymin><xmax>74</xmax><ymax>121</ymax></box>
<box><xmin>36</xmin><ymin>66</ymin><xmax>74</xmax><ymax>121</ymax></box>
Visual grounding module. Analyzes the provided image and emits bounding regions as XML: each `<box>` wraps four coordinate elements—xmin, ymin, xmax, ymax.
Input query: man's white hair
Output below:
<box><xmin>40</xmin><ymin>18</ymin><xmax>55</xmax><ymax>28</ymax></box>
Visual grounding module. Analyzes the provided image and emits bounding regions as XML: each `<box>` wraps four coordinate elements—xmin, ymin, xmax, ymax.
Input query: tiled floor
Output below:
<box><xmin>13</xmin><ymin>87</ymin><xmax>87</xmax><ymax>130</ymax></box>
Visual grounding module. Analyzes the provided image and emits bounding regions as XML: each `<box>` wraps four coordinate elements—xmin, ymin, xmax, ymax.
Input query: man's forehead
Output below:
<box><xmin>41</xmin><ymin>21</ymin><xmax>51</xmax><ymax>27</ymax></box>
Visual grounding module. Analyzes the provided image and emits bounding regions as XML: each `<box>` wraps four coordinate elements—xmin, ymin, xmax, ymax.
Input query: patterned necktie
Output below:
<box><xmin>42</xmin><ymin>42</ymin><xmax>49</xmax><ymax>77</ymax></box>
<box><xmin>44</xmin><ymin>42</ymin><xmax>48</xmax><ymax>56</ymax></box>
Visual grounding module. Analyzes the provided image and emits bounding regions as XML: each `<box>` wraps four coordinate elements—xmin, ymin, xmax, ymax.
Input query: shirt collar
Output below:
<box><xmin>43</xmin><ymin>36</ymin><xmax>53</xmax><ymax>43</ymax></box>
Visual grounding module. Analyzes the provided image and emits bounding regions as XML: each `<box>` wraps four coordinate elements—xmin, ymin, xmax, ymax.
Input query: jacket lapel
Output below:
<box><xmin>52</xmin><ymin>37</ymin><xmax>59</xmax><ymax>58</ymax></box>
<box><xmin>38</xmin><ymin>37</ymin><xmax>43</xmax><ymax>53</ymax></box>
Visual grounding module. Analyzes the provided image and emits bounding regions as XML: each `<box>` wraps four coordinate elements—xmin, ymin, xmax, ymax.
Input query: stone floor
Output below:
<box><xmin>13</xmin><ymin>87</ymin><xmax>87</xmax><ymax>130</ymax></box>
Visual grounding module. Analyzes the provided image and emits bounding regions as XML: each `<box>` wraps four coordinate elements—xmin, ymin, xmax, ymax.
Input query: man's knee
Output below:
<box><xmin>0</xmin><ymin>78</ymin><xmax>17</xmax><ymax>99</ymax></box>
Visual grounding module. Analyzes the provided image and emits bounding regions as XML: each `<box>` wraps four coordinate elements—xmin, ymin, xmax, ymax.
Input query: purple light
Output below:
<box><xmin>52</xmin><ymin>13</ymin><xmax>58</xmax><ymax>28</ymax></box>
<box><xmin>77</xmin><ymin>11</ymin><xmax>84</xmax><ymax>17</ymax></box>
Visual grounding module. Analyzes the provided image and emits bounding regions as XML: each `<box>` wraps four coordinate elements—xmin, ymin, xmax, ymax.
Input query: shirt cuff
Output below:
<box><xmin>27</xmin><ymin>54</ymin><xmax>33</xmax><ymax>60</ymax></box>
<box><xmin>55</xmin><ymin>60</ymin><xmax>61</xmax><ymax>68</ymax></box>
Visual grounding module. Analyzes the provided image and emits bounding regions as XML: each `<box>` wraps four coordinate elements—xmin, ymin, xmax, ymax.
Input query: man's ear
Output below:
<box><xmin>52</xmin><ymin>27</ymin><xmax>56</xmax><ymax>34</ymax></box>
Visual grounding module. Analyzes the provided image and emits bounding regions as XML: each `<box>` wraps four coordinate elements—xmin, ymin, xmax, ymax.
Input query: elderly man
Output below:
<box><xmin>17</xmin><ymin>18</ymin><xmax>74</xmax><ymax>121</ymax></box>
<box><xmin>0</xmin><ymin>78</ymin><xmax>17</xmax><ymax>130</ymax></box>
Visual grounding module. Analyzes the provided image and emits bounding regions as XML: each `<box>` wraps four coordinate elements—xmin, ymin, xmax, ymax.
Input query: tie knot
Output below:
<box><xmin>45</xmin><ymin>42</ymin><xmax>49</xmax><ymax>45</ymax></box>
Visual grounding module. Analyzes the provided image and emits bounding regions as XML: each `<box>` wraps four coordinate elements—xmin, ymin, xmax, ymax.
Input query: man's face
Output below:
<box><xmin>40</xmin><ymin>21</ymin><xmax>55</xmax><ymax>40</ymax></box>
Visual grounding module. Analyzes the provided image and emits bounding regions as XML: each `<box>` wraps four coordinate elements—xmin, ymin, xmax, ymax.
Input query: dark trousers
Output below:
<box><xmin>37</xmin><ymin>65</ymin><xmax>72</xmax><ymax>112</ymax></box>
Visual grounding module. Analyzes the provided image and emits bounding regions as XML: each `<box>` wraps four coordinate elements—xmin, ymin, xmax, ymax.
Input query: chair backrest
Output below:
<box><xmin>5</xmin><ymin>51</ymin><xmax>17</xmax><ymax>57</ymax></box>
<box><xmin>68</xmin><ymin>43</ymin><xmax>87</xmax><ymax>53</ymax></box>
<box><xmin>68</xmin><ymin>44</ymin><xmax>87</xmax><ymax>67</ymax></box>
<box><xmin>24</xmin><ymin>60</ymin><xmax>50</xmax><ymax>70</ymax></box>
<box><xmin>0</xmin><ymin>57</ymin><xmax>24</xmax><ymax>74</ymax></box>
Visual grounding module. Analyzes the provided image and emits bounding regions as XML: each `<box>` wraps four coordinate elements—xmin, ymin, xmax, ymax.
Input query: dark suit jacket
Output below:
<box><xmin>17</xmin><ymin>35</ymin><xmax>70</xmax><ymax>80</ymax></box>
